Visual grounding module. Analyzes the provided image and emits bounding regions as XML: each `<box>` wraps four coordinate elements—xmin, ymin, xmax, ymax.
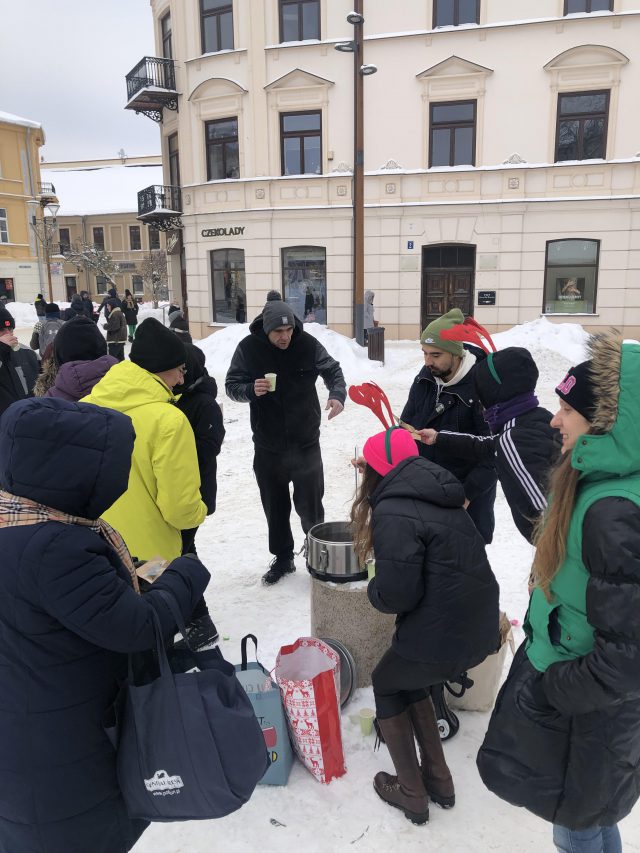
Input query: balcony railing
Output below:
<box><xmin>38</xmin><ymin>181</ymin><xmax>57</xmax><ymax>197</ymax></box>
<box><xmin>137</xmin><ymin>185</ymin><xmax>183</xmax><ymax>230</ymax></box>
<box><xmin>126</xmin><ymin>56</ymin><xmax>176</xmax><ymax>101</ymax></box>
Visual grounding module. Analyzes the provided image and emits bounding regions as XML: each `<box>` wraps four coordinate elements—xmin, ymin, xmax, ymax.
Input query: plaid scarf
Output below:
<box><xmin>0</xmin><ymin>489</ymin><xmax>140</xmax><ymax>593</ymax></box>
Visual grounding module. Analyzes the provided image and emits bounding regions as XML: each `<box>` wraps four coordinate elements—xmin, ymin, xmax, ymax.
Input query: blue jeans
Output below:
<box><xmin>553</xmin><ymin>824</ymin><xmax>622</xmax><ymax>853</ymax></box>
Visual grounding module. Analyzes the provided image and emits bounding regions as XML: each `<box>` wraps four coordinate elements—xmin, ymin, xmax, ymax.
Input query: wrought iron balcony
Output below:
<box><xmin>137</xmin><ymin>185</ymin><xmax>182</xmax><ymax>231</ymax></box>
<box><xmin>125</xmin><ymin>57</ymin><xmax>177</xmax><ymax>123</ymax></box>
<box><xmin>37</xmin><ymin>182</ymin><xmax>58</xmax><ymax>201</ymax></box>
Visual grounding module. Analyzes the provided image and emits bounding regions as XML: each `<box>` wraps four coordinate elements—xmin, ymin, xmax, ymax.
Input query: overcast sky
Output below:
<box><xmin>1</xmin><ymin>0</ymin><xmax>161</xmax><ymax>161</ymax></box>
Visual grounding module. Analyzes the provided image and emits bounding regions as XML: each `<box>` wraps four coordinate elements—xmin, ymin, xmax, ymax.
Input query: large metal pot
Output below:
<box><xmin>306</xmin><ymin>521</ymin><xmax>367</xmax><ymax>583</ymax></box>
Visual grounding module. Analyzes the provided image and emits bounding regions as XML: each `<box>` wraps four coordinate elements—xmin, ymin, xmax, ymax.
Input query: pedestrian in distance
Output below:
<box><xmin>103</xmin><ymin>303</ymin><xmax>127</xmax><ymax>361</ymax></box>
<box><xmin>34</xmin><ymin>293</ymin><xmax>46</xmax><ymax>320</ymax></box>
<box><xmin>81</xmin><ymin>317</ymin><xmax>207</xmax><ymax>563</ymax></box>
<box><xmin>351</xmin><ymin>426</ymin><xmax>500</xmax><ymax>825</ymax></box>
<box><xmin>121</xmin><ymin>289</ymin><xmax>139</xmax><ymax>342</ymax></box>
<box><xmin>0</xmin><ymin>396</ymin><xmax>209</xmax><ymax>853</ymax></box>
<box><xmin>173</xmin><ymin>342</ymin><xmax>225</xmax><ymax>650</ymax></box>
<box><xmin>226</xmin><ymin>297</ymin><xmax>346</xmax><ymax>585</ymax></box>
<box><xmin>30</xmin><ymin>301</ymin><xmax>64</xmax><ymax>358</ymax></box>
<box><xmin>79</xmin><ymin>290</ymin><xmax>96</xmax><ymax>321</ymax></box>
<box><xmin>0</xmin><ymin>305</ymin><xmax>39</xmax><ymax>417</ymax></box>
<box><xmin>168</xmin><ymin>303</ymin><xmax>193</xmax><ymax>344</ymax></box>
<box><xmin>401</xmin><ymin>308</ymin><xmax>498</xmax><ymax>544</ymax></box>
<box><xmin>97</xmin><ymin>286</ymin><xmax>121</xmax><ymax>319</ymax></box>
<box><xmin>477</xmin><ymin>331</ymin><xmax>640</xmax><ymax>853</ymax></box>
<box><xmin>420</xmin><ymin>347</ymin><xmax>561</xmax><ymax>544</ymax></box>
<box><xmin>62</xmin><ymin>293</ymin><xmax>87</xmax><ymax>321</ymax></box>
<box><xmin>34</xmin><ymin>315</ymin><xmax>117</xmax><ymax>401</ymax></box>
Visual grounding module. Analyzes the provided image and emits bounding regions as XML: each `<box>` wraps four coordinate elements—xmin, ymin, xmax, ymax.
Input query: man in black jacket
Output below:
<box><xmin>401</xmin><ymin>309</ymin><xmax>497</xmax><ymax>544</ymax></box>
<box><xmin>226</xmin><ymin>298</ymin><xmax>347</xmax><ymax>584</ymax></box>
<box><xmin>0</xmin><ymin>305</ymin><xmax>39</xmax><ymax>417</ymax></box>
<box><xmin>420</xmin><ymin>348</ymin><xmax>561</xmax><ymax>543</ymax></box>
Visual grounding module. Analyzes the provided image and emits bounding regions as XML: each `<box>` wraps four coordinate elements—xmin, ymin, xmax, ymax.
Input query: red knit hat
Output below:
<box><xmin>363</xmin><ymin>427</ymin><xmax>419</xmax><ymax>476</ymax></box>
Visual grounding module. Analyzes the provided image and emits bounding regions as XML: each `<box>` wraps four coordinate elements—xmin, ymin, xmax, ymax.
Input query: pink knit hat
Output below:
<box><xmin>363</xmin><ymin>427</ymin><xmax>419</xmax><ymax>476</ymax></box>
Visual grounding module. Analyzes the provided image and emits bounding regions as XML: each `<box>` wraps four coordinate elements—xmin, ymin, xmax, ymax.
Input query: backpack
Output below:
<box><xmin>39</xmin><ymin>319</ymin><xmax>64</xmax><ymax>354</ymax></box>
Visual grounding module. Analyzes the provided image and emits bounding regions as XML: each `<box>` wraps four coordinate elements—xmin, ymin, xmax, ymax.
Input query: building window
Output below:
<box><xmin>129</xmin><ymin>225</ymin><xmax>142</xmax><ymax>251</ymax></box>
<box><xmin>168</xmin><ymin>133</ymin><xmax>181</xmax><ymax>187</ymax></box>
<box><xmin>280</xmin><ymin>111</ymin><xmax>322</xmax><ymax>176</ymax></box>
<box><xmin>0</xmin><ymin>208</ymin><xmax>7</xmax><ymax>243</ymax></box>
<box><xmin>205</xmin><ymin>118</ymin><xmax>240</xmax><ymax>180</ymax></box>
<box><xmin>161</xmin><ymin>11</ymin><xmax>172</xmax><ymax>59</ymax></box>
<box><xmin>282</xmin><ymin>246</ymin><xmax>327</xmax><ymax>324</ymax></box>
<box><xmin>93</xmin><ymin>227</ymin><xmax>105</xmax><ymax>250</ymax></box>
<box><xmin>433</xmin><ymin>0</ymin><xmax>480</xmax><ymax>27</ymax></box>
<box><xmin>200</xmin><ymin>0</ymin><xmax>234</xmax><ymax>54</ymax></box>
<box><xmin>555</xmin><ymin>90</ymin><xmax>609</xmax><ymax>161</ymax></box>
<box><xmin>543</xmin><ymin>239</ymin><xmax>599</xmax><ymax>314</ymax></box>
<box><xmin>58</xmin><ymin>227</ymin><xmax>71</xmax><ymax>254</ymax></box>
<box><xmin>210</xmin><ymin>248</ymin><xmax>246</xmax><ymax>323</ymax></box>
<box><xmin>96</xmin><ymin>275</ymin><xmax>108</xmax><ymax>294</ymax></box>
<box><xmin>564</xmin><ymin>0</ymin><xmax>612</xmax><ymax>13</ymax></box>
<box><xmin>132</xmin><ymin>274</ymin><xmax>144</xmax><ymax>295</ymax></box>
<box><xmin>149</xmin><ymin>226</ymin><xmax>161</xmax><ymax>250</ymax></box>
<box><xmin>280</xmin><ymin>0</ymin><xmax>320</xmax><ymax>42</ymax></box>
<box><xmin>429</xmin><ymin>100</ymin><xmax>476</xmax><ymax>167</ymax></box>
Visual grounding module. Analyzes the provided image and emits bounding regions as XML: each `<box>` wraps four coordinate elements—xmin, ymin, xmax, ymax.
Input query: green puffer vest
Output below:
<box><xmin>525</xmin><ymin>341</ymin><xmax>640</xmax><ymax>673</ymax></box>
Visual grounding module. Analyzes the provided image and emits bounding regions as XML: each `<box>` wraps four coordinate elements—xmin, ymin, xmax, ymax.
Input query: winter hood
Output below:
<box><xmin>370</xmin><ymin>456</ymin><xmax>466</xmax><ymax>510</ymax></box>
<box><xmin>181</xmin><ymin>343</ymin><xmax>218</xmax><ymax>398</ymax></box>
<box><xmin>45</xmin><ymin>355</ymin><xmax>118</xmax><ymax>403</ymax></box>
<box><xmin>0</xmin><ymin>397</ymin><xmax>134</xmax><ymax>518</ymax></box>
<box><xmin>571</xmin><ymin>333</ymin><xmax>640</xmax><ymax>479</ymax></box>
<box><xmin>82</xmin><ymin>359</ymin><xmax>177</xmax><ymax>413</ymax></box>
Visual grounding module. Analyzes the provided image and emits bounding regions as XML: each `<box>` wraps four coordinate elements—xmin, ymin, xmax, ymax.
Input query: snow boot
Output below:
<box><xmin>409</xmin><ymin>696</ymin><xmax>455</xmax><ymax>808</ymax></box>
<box><xmin>373</xmin><ymin>710</ymin><xmax>429</xmax><ymax>825</ymax></box>
<box><xmin>262</xmin><ymin>556</ymin><xmax>296</xmax><ymax>586</ymax></box>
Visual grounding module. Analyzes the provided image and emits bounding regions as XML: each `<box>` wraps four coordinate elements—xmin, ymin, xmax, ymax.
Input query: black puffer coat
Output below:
<box><xmin>367</xmin><ymin>457</ymin><xmax>500</xmax><ymax>674</ymax></box>
<box><xmin>401</xmin><ymin>356</ymin><xmax>497</xmax><ymax>544</ymax></box>
<box><xmin>225</xmin><ymin>314</ymin><xmax>346</xmax><ymax>452</ymax></box>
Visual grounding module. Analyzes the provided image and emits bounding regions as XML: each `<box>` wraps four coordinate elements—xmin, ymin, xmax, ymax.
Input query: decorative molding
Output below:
<box><xmin>264</xmin><ymin>68</ymin><xmax>334</xmax><ymax>91</ymax></box>
<box><xmin>188</xmin><ymin>77</ymin><xmax>248</xmax><ymax>101</ymax></box>
<box><xmin>416</xmin><ymin>55</ymin><xmax>493</xmax><ymax>80</ymax></box>
<box><xmin>503</xmin><ymin>153</ymin><xmax>527</xmax><ymax>165</ymax></box>
<box><xmin>255</xmin><ymin>188</ymin><xmax>265</xmax><ymax>199</ymax></box>
<box><xmin>385</xmin><ymin>183</ymin><xmax>396</xmax><ymax>194</ymax></box>
<box><xmin>331</xmin><ymin>161</ymin><xmax>352</xmax><ymax>173</ymax></box>
<box><xmin>380</xmin><ymin>158</ymin><xmax>403</xmax><ymax>171</ymax></box>
<box><xmin>544</xmin><ymin>44</ymin><xmax>629</xmax><ymax>72</ymax></box>
<box><xmin>336</xmin><ymin>185</ymin><xmax>348</xmax><ymax>197</ymax></box>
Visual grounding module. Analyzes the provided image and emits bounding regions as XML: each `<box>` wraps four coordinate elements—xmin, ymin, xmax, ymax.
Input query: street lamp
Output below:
<box><xmin>335</xmin><ymin>2</ymin><xmax>377</xmax><ymax>347</ymax></box>
<box><xmin>27</xmin><ymin>198</ymin><xmax>60</xmax><ymax>303</ymax></box>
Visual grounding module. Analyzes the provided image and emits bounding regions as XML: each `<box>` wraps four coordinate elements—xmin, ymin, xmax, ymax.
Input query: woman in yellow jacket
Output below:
<box><xmin>82</xmin><ymin>318</ymin><xmax>207</xmax><ymax>562</ymax></box>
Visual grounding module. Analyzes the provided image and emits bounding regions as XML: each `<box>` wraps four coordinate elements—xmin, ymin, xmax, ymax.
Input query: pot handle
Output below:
<box><xmin>319</xmin><ymin>547</ymin><xmax>329</xmax><ymax>572</ymax></box>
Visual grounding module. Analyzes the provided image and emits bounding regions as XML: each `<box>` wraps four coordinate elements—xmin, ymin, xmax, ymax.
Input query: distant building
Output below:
<box><xmin>0</xmin><ymin>111</ymin><xmax>48</xmax><ymax>302</ymax></box>
<box><xmin>126</xmin><ymin>1</ymin><xmax>640</xmax><ymax>339</ymax></box>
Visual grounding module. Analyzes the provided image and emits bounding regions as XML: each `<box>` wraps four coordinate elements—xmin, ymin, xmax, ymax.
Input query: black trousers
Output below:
<box><xmin>253</xmin><ymin>443</ymin><xmax>324</xmax><ymax>559</ymax></box>
<box><xmin>108</xmin><ymin>342</ymin><xmax>125</xmax><ymax>362</ymax></box>
<box><xmin>372</xmin><ymin>646</ymin><xmax>449</xmax><ymax>719</ymax></box>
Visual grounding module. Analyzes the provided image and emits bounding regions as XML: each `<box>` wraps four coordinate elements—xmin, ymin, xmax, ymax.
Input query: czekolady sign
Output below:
<box><xmin>201</xmin><ymin>226</ymin><xmax>245</xmax><ymax>237</ymax></box>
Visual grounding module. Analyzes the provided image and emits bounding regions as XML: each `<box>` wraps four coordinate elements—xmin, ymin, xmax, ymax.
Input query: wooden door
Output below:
<box><xmin>422</xmin><ymin>270</ymin><xmax>473</xmax><ymax>329</ymax></box>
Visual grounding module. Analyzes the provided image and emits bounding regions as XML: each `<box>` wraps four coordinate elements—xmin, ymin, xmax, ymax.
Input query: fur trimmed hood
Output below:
<box><xmin>572</xmin><ymin>331</ymin><xmax>640</xmax><ymax>478</ymax></box>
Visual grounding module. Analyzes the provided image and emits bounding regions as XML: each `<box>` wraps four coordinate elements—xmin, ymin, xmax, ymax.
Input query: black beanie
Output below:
<box><xmin>262</xmin><ymin>300</ymin><xmax>296</xmax><ymax>335</ymax></box>
<box><xmin>555</xmin><ymin>361</ymin><xmax>597</xmax><ymax>421</ymax></box>
<box><xmin>130</xmin><ymin>317</ymin><xmax>187</xmax><ymax>373</ymax></box>
<box><xmin>45</xmin><ymin>302</ymin><xmax>60</xmax><ymax>316</ymax></box>
<box><xmin>474</xmin><ymin>347</ymin><xmax>539</xmax><ymax>407</ymax></box>
<box><xmin>0</xmin><ymin>305</ymin><xmax>15</xmax><ymax>331</ymax></box>
<box><xmin>54</xmin><ymin>316</ymin><xmax>107</xmax><ymax>365</ymax></box>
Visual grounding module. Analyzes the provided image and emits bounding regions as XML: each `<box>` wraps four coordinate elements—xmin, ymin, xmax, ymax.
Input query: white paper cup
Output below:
<box><xmin>265</xmin><ymin>373</ymin><xmax>277</xmax><ymax>392</ymax></box>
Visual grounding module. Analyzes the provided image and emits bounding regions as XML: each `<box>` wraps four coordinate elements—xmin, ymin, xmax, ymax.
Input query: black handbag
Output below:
<box><xmin>104</xmin><ymin>591</ymin><xmax>269</xmax><ymax>821</ymax></box>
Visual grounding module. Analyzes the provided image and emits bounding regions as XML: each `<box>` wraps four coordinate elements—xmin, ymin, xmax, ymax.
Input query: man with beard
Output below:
<box><xmin>226</xmin><ymin>298</ymin><xmax>346</xmax><ymax>585</ymax></box>
<box><xmin>400</xmin><ymin>308</ymin><xmax>497</xmax><ymax>544</ymax></box>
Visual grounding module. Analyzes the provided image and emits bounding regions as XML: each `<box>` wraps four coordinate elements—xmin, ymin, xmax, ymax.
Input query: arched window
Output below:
<box><xmin>281</xmin><ymin>246</ymin><xmax>326</xmax><ymax>324</ymax></box>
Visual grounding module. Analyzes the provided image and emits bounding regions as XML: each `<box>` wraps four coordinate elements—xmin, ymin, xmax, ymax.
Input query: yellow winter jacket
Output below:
<box><xmin>81</xmin><ymin>360</ymin><xmax>207</xmax><ymax>561</ymax></box>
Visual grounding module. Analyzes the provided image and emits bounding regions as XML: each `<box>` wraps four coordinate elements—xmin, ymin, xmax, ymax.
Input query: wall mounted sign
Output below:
<box><xmin>407</xmin><ymin>240</ymin><xmax>414</xmax><ymax>249</ymax></box>
<box><xmin>477</xmin><ymin>290</ymin><xmax>496</xmax><ymax>306</ymax></box>
<box><xmin>201</xmin><ymin>226</ymin><xmax>245</xmax><ymax>238</ymax></box>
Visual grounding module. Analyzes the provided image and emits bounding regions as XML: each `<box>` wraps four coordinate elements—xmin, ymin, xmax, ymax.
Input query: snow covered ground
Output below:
<box><xmin>11</xmin><ymin>309</ymin><xmax>640</xmax><ymax>852</ymax></box>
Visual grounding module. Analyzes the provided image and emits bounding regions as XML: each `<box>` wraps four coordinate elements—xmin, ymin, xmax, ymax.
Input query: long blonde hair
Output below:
<box><xmin>349</xmin><ymin>464</ymin><xmax>382</xmax><ymax>564</ymax></box>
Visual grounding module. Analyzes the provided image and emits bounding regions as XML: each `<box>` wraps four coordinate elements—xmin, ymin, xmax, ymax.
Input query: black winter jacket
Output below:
<box><xmin>0</xmin><ymin>397</ymin><xmax>209</xmax><ymax>853</ymax></box>
<box><xmin>121</xmin><ymin>295</ymin><xmax>139</xmax><ymax>326</ymax></box>
<box><xmin>225</xmin><ymin>314</ymin><xmax>346</xmax><ymax>452</ymax></box>
<box><xmin>401</xmin><ymin>357</ymin><xmax>497</xmax><ymax>543</ymax></box>
<box><xmin>436</xmin><ymin>407</ymin><xmax>561</xmax><ymax>542</ymax></box>
<box><xmin>175</xmin><ymin>344</ymin><xmax>225</xmax><ymax>515</ymax></box>
<box><xmin>0</xmin><ymin>341</ymin><xmax>39</xmax><ymax>416</ymax></box>
<box><xmin>367</xmin><ymin>457</ymin><xmax>500</xmax><ymax>674</ymax></box>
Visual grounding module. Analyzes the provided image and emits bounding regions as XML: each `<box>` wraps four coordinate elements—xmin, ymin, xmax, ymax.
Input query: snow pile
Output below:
<box><xmin>493</xmin><ymin>317</ymin><xmax>589</xmax><ymax>365</ymax></box>
<box><xmin>4</xmin><ymin>302</ymin><xmax>39</xmax><ymax>327</ymax></box>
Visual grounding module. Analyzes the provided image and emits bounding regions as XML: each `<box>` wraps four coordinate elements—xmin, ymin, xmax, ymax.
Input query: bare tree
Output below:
<box><xmin>64</xmin><ymin>242</ymin><xmax>119</xmax><ymax>285</ymax></box>
<box><xmin>141</xmin><ymin>251</ymin><xmax>168</xmax><ymax>308</ymax></box>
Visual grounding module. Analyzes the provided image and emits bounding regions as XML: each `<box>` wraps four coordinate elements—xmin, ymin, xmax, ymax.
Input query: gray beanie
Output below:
<box><xmin>262</xmin><ymin>300</ymin><xmax>296</xmax><ymax>335</ymax></box>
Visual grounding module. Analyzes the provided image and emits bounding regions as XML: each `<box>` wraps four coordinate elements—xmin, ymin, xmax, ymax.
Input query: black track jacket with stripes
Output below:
<box><xmin>436</xmin><ymin>407</ymin><xmax>560</xmax><ymax>543</ymax></box>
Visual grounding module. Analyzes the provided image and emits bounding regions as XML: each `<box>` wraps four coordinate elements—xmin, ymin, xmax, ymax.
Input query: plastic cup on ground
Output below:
<box><xmin>265</xmin><ymin>372</ymin><xmax>277</xmax><ymax>392</ymax></box>
<box><xmin>359</xmin><ymin>708</ymin><xmax>375</xmax><ymax>736</ymax></box>
<box><xmin>366</xmin><ymin>559</ymin><xmax>376</xmax><ymax>580</ymax></box>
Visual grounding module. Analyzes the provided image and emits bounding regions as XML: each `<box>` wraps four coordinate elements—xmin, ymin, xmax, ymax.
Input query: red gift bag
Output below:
<box><xmin>275</xmin><ymin>637</ymin><xmax>346</xmax><ymax>784</ymax></box>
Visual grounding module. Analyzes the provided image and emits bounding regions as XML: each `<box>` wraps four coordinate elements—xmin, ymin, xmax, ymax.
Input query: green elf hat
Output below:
<box><xmin>420</xmin><ymin>308</ymin><xmax>465</xmax><ymax>356</ymax></box>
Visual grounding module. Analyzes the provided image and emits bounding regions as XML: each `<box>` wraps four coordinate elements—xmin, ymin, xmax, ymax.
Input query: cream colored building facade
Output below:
<box><xmin>0</xmin><ymin>112</ymin><xmax>50</xmax><ymax>303</ymax></box>
<box><xmin>137</xmin><ymin>0</ymin><xmax>640</xmax><ymax>339</ymax></box>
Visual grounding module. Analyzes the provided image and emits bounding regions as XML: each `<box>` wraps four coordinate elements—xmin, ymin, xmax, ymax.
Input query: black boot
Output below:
<box><xmin>373</xmin><ymin>710</ymin><xmax>429</xmax><ymax>825</ymax></box>
<box><xmin>262</xmin><ymin>556</ymin><xmax>296</xmax><ymax>586</ymax></box>
<box><xmin>409</xmin><ymin>697</ymin><xmax>455</xmax><ymax>808</ymax></box>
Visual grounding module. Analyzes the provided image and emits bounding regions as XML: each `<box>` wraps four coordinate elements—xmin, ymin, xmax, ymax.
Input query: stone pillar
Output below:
<box><xmin>310</xmin><ymin>578</ymin><xmax>396</xmax><ymax>688</ymax></box>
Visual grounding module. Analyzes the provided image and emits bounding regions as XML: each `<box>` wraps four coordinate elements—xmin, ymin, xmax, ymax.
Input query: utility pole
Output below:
<box><xmin>353</xmin><ymin>0</ymin><xmax>365</xmax><ymax>347</ymax></box>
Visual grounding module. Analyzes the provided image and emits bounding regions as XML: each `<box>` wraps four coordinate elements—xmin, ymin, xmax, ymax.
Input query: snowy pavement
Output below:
<box><xmin>12</xmin><ymin>310</ymin><xmax>640</xmax><ymax>852</ymax></box>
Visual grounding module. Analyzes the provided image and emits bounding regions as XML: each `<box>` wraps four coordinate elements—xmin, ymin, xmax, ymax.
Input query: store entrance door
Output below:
<box><xmin>421</xmin><ymin>245</ymin><xmax>475</xmax><ymax>329</ymax></box>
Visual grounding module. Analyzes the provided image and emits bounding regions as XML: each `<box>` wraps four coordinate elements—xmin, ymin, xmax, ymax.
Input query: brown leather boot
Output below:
<box><xmin>373</xmin><ymin>711</ymin><xmax>429</xmax><ymax>825</ymax></box>
<box><xmin>409</xmin><ymin>697</ymin><xmax>455</xmax><ymax>808</ymax></box>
